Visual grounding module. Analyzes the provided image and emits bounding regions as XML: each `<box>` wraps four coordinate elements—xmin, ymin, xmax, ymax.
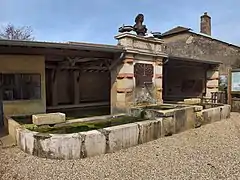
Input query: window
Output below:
<box><xmin>0</xmin><ymin>73</ymin><xmax>41</xmax><ymax>101</ymax></box>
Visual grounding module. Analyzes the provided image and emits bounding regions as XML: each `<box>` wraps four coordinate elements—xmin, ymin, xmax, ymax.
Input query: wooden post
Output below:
<box><xmin>51</xmin><ymin>69</ymin><xmax>58</xmax><ymax>106</ymax></box>
<box><xmin>227</xmin><ymin>68</ymin><xmax>232</xmax><ymax>105</ymax></box>
<box><xmin>73</xmin><ymin>71</ymin><xmax>80</xmax><ymax>104</ymax></box>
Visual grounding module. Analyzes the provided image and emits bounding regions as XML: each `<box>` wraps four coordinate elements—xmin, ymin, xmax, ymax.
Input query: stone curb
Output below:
<box><xmin>8</xmin><ymin>104</ymin><xmax>231</xmax><ymax>160</ymax></box>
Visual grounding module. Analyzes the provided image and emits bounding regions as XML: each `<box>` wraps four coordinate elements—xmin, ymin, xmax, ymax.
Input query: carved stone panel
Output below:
<box><xmin>134</xmin><ymin>63</ymin><xmax>153</xmax><ymax>87</ymax></box>
<box><xmin>133</xmin><ymin>40</ymin><xmax>155</xmax><ymax>51</ymax></box>
<box><xmin>115</xmin><ymin>33</ymin><xmax>167</xmax><ymax>56</ymax></box>
<box><xmin>134</xmin><ymin>63</ymin><xmax>155</xmax><ymax>104</ymax></box>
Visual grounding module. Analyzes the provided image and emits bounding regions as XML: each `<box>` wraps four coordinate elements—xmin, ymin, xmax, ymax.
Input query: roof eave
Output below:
<box><xmin>161</xmin><ymin>29</ymin><xmax>191</xmax><ymax>38</ymax></box>
<box><xmin>168</xmin><ymin>55</ymin><xmax>222</xmax><ymax>65</ymax></box>
<box><xmin>0</xmin><ymin>39</ymin><xmax>124</xmax><ymax>53</ymax></box>
<box><xmin>189</xmin><ymin>31</ymin><xmax>240</xmax><ymax>49</ymax></box>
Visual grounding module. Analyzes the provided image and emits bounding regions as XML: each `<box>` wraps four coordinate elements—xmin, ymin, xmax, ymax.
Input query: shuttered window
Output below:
<box><xmin>0</xmin><ymin>73</ymin><xmax>41</xmax><ymax>101</ymax></box>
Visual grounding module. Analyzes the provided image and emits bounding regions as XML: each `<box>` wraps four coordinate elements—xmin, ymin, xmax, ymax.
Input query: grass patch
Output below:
<box><xmin>24</xmin><ymin>115</ymin><xmax>148</xmax><ymax>134</ymax></box>
<box><xmin>12</xmin><ymin>106</ymin><xmax>110</xmax><ymax>124</ymax></box>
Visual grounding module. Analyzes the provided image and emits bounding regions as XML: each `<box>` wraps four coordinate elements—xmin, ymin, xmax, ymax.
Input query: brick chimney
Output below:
<box><xmin>200</xmin><ymin>12</ymin><xmax>211</xmax><ymax>36</ymax></box>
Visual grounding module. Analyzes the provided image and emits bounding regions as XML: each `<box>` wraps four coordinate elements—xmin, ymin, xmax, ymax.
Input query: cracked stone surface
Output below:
<box><xmin>1</xmin><ymin>113</ymin><xmax>240</xmax><ymax>180</ymax></box>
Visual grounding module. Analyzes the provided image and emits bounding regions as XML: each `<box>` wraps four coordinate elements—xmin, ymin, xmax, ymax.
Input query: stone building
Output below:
<box><xmin>162</xmin><ymin>12</ymin><xmax>240</xmax><ymax>75</ymax></box>
<box><xmin>161</xmin><ymin>12</ymin><xmax>240</xmax><ymax>101</ymax></box>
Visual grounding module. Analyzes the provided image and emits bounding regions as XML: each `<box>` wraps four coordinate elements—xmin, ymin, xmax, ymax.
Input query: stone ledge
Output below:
<box><xmin>162</xmin><ymin>117</ymin><xmax>175</xmax><ymax>136</ymax></box>
<box><xmin>7</xmin><ymin>117</ymin><xmax>21</xmax><ymax>142</ymax></box>
<box><xmin>104</xmin><ymin>123</ymin><xmax>139</xmax><ymax>153</ymax></box>
<box><xmin>136</xmin><ymin>119</ymin><xmax>162</xmax><ymax>144</ymax></box>
<box><xmin>220</xmin><ymin>105</ymin><xmax>231</xmax><ymax>119</ymax></box>
<box><xmin>32</xmin><ymin>113</ymin><xmax>66</xmax><ymax>125</ymax></box>
<box><xmin>195</xmin><ymin>105</ymin><xmax>231</xmax><ymax>127</ymax></box>
<box><xmin>202</xmin><ymin>107</ymin><xmax>221</xmax><ymax>124</ymax></box>
<box><xmin>184</xmin><ymin>98</ymin><xmax>201</xmax><ymax>105</ymax></box>
<box><xmin>80</xmin><ymin>130</ymin><xmax>106</xmax><ymax>158</ymax></box>
<box><xmin>123</xmin><ymin>48</ymin><xmax>168</xmax><ymax>57</ymax></box>
<box><xmin>115</xmin><ymin>32</ymin><xmax>165</xmax><ymax>44</ymax></box>
<box><xmin>193</xmin><ymin>105</ymin><xmax>203</xmax><ymax>112</ymax></box>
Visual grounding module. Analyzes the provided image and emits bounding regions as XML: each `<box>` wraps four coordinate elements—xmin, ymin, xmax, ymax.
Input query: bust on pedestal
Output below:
<box><xmin>111</xmin><ymin>14</ymin><xmax>167</xmax><ymax>114</ymax></box>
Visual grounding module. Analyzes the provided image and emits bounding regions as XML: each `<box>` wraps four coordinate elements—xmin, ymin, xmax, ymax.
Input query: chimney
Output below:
<box><xmin>200</xmin><ymin>12</ymin><xmax>211</xmax><ymax>36</ymax></box>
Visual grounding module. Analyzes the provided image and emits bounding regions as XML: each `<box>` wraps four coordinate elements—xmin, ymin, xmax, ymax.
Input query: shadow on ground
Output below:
<box><xmin>0</xmin><ymin>128</ymin><xmax>14</xmax><ymax>147</ymax></box>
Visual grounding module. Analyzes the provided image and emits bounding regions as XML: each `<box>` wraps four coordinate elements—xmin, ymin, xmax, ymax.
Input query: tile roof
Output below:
<box><xmin>162</xmin><ymin>26</ymin><xmax>240</xmax><ymax>48</ymax></box>
<box><xmin>161</xmin><ymin>26</ymin><xmax>192</xmax><ymax>37</ymax></box>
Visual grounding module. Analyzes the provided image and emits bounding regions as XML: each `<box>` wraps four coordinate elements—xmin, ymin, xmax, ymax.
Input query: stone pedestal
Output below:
<box><xmin>206</xmin><ymin>66</ymin><xmax>219</xmax><ymax>98</ymax></box>
<box><xmin>111</xmin><ymin>33</ymin><xmax>167</xmax><ymax>114</ymax></box>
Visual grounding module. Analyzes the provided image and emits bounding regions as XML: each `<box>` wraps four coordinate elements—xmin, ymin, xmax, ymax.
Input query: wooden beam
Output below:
<box><xmin>46</xmin><ymin>101</ymin><xmax>110</xmax><ymax>110</ymax></box>
<box><xmin>46</xmin><ymin>65</ymin><xmax>109</xmax><ymax>71</ymax></box>
<box><xmin>165</xmin><ymin>65</ymin><xmax>205</xmax><ymax>69</ymax></box>
<box><xmin>68</xmin><ymin>57</ymin><xmax>112</xmax><ymax>63</ymax></box>
<box><xmin>84</xmin><ymin>66</ymin><xmax>108</xmax><ymax>70</ymax></box>
<box><xmin>63</xmin><ymin>57</ymin><xmax>112</xmax><ymax>64</ymax></box>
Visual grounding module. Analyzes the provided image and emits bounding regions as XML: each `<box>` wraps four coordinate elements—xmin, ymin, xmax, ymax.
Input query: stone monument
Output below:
<box><xmin>111</xmin><ymin>14</ymin><xmax>168</xmax><ymax>114</ymax></box>
<box><xmin>133</xmin><ymin>14</ymin><xmax>148</xmax><ymax>36</ymax></box>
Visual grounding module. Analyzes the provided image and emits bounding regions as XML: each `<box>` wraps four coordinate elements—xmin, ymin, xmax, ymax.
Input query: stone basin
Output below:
<box><xmin>7</xmin><ymin>104</ymin><xmax>231</xmax><ymax>160</ymax></box>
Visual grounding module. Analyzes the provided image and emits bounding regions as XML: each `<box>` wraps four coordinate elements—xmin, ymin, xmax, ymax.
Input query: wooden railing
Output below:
<box><xmin>211</xmin><ymin>91</ymin><xmax>227</xmax><ymax>104</ymax></box>
<box><xmin>200</xmin><ymin>91</ymin><xmax>227</xmax><ymax>105</ymax></box>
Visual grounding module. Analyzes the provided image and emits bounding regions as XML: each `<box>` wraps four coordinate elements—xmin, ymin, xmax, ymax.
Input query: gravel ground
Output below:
<box><xmin>1</xmin><ymin>113</ymin><xmax>240</xmax><ymax>180</ymax></box>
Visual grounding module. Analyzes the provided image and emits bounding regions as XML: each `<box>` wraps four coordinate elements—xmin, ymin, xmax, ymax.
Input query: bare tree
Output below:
<box><xmin>0</xmin><ymin>24</ymin><xmax>34</xmax><ymax>40</ymax></box>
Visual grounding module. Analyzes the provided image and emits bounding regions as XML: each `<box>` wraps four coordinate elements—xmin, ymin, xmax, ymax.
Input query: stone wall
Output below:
<box><xmin>163</xmin><ymin>33</ymin><xmax>240</xmax><ymax>75</ymax></box>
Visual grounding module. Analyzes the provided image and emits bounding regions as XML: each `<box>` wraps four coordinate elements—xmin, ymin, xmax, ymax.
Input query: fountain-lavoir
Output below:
<box><xmin>8</xmin><ymin>101</ymin><xmax>230</xmax><ymax>159</ymax></box>
<box><xmin>6</xmin><ymin>14</ymin><xmax>231</xmax><ymax>160</ymax></box>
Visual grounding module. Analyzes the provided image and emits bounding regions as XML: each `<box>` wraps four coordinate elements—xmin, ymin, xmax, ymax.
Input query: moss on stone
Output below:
<box><xmin>24</xmin><ymin>116</ymin><xmax>148</xmax><ymax>134</ymax></box>
<box><xmin>23</xmin><ymin>124</ymin><xmax>38</xmax><ymax>131</ymax></box>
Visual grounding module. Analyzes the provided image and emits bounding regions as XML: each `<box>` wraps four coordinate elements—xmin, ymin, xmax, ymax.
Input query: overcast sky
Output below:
<box><xmin>0</xmin><ymin>0</ymin><xmax>239</xmax><ymax>45</ymax></box>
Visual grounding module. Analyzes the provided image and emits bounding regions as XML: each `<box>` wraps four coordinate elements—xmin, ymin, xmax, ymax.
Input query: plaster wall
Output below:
<box><xmin>0</xmin><ymin>55</ymin><xmax>46</xmax><ymax>115</ymax></box>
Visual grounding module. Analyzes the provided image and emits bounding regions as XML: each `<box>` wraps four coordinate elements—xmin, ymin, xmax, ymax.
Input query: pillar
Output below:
<box><xmin>206</xmin><ymin>66</ymin><xmax>219</xmax><ymax>98</ymax></box>
<box><xmin>154</xmin><ymin>58</ymin><xmax>163</xmax><ymax>104</ymax></box>
<box><xmin>111</xmin><ymin>54</ymin><xmax>134</xmax><ymax>114</ymax></box>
